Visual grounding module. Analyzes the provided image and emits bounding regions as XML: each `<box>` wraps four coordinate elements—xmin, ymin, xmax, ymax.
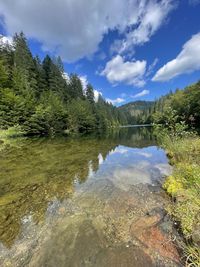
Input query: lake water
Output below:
<box><xmin>0</xmin><ymin>127</ymin><xmax>181</xmax><ymax>266</ymax></box>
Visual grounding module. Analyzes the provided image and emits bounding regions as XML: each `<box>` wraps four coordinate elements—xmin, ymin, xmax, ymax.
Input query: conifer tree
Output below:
<box><xmin>86</xmin><ymin>84</ymin><xmax>95</xmax><ymax>104</ymax></box>
<box><xmin>68</xmin><ymin>74</ymin><xmax>84</xmax><ymax>99</ymax></box>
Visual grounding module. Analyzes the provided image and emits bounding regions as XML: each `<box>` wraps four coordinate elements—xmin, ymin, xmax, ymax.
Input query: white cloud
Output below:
<box><xmin>62</xmin><ymin>72</ymin><xmax>70</xmax><ymax>82</ymax></box>
<box><xmin>110</xmin><ymin>147</ymin><xmax>129</xmax><ymax>155</ymax></box>
<box><xmin>111</xmin><ymin>0</ymin><xmax>175</xmax><ymax>55</ymax></box>
<box><xmin>146</xmin><ymin>58</ymin><xmax>159</xmax><ymax>77</ymax></box>
<box><xmin>152</xmin><ymin>32</ymin><xmax>200</xmax><ymax>81</ymax></box>
<box><xmin>134</xmin><ymin>151</ymin><xmax>152</xmax><ymax>158</ymax></box>
<box><xmin>0</xmin><ymin>0</ymin><xmax>175</xmax><ymax>62</ymax></box>
<box><xmin>101</xmin><ymin>55</ymin><xmax>146</xmax><ymax>87</ymax></box>
<box><xmin>94</xmin><ymin>89</ymin><xmax>102</xmax><ymax>102</ymax></box>
<box><xmin>0</xmin><ymin>34</ymin><xmax>12</xmax><ymax>46</ymax></box>
<box><xmin>79</xmin><ymin>75</ymin><xmax>88</xmax><ymax>91</ymax></box>
<box><xmin>132</xmin><ymin>89</ymin><xmax>150</xmax><ymax>98</ymax></box>
<box><xmin>98</xmin><ymin>153</ymin><xmax>104</xmax><ymax>165</ymax></box>
<box><xmin>106</xmin><ymin>97</ymin><xmax>125</xmax><ymax>106</ymax></box>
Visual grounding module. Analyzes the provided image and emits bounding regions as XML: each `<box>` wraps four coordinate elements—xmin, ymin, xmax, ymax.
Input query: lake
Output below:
<box><xmin>0</xmin><ymin>127</ymin><xmax>181</xmax><ymax>266</ymax></box>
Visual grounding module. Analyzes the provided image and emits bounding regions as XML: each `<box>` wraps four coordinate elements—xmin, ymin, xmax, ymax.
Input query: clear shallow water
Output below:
<box><xmin>0</xmin><ymin>127</ymin><xmax>180</xmax><ymax>267</ymax></box>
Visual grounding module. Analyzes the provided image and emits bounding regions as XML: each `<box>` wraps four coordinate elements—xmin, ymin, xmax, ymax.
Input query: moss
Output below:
<box><xmin>163</xmin><ymin>175</ymin><xmax>183</xmax><ymax>196</ymax></box>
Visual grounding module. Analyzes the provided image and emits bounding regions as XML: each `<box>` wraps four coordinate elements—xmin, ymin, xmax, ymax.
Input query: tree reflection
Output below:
<box><xmin>0</xmin><ymin>126</ymin><xmax>155</xmax><ymax>247</ymax></box>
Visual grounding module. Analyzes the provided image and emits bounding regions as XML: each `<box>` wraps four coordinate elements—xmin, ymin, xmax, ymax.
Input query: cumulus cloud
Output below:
<box><xmin>79</xmin><ymin>75</ymin><xmax>88</xmax><ymax>91</ymax></box>
<box><xmin>0</xmin><ymin>34</ymin><xmax>12</xmax><ymax>46</ymax></box>
<box><xmin>0</xmin><ymin>0</ymin><xmax>175</xmax><ymax>62</ymax></box>
<box><xmin>111</xmin><ymin>0</ymin><xmax>175</xmax><ymax>55</ymax></box>
<box><xmin>106</xmin><ymin>97</ymin><xmax>125</xmax><ymax>106</ymax></box>
<box><xmin>132</xmin><ymin>89</ymin><xmax>150</xmax><ymax>98</ymax></box>
<box><xmin>152</xmin><ymin>32</ymin><xmax>200</xmax><ymax>81</ymax></box>
<box><xmin>62</xmin><ymin>72</ymin><xmax>70</xmax><ymax>82</ymax></box>
<box><xmin>101</xmin><ymin>55</ymin><xmax>146</xmax><ymax>87</ymax></box>
<box><xmin>94</xmin><ymin>89</ymin><xmax>102</xmax><ymax>102</ymax></box>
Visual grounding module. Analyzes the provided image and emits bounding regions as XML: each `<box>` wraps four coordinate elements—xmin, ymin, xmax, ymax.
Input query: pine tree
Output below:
<box><xmin>86</xmin><ymin>84</ymin><xmax>94</xmax><ymax>103</ymax></box>
<box><xmin>42</xmin><ymin>55</ymin><xmax>52</xmax><ymax>89</ymax></box>
<box><xmin>0</xmin><ymin>32</ymin><xmax>129</xmax><ymax>135</ymax></box>
<box><xmin>68</xmin><ymin>74</ymin><xmax>84</xmax><ymax>99</ymax></box>
<box><xmin>13</xmin><ymin>32</ymin><xmax>38</xmax><ymax>92</ymax></box>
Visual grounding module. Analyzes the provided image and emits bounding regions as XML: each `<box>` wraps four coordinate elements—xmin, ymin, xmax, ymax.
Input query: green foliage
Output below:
<box><xmin>149</xmin><ymin>81</ymin><xmax>200</xmax><ymax>131</ymax></box>
<box><xmin>67</xmin><ymin>99</ymin><xmax>96</xmax><ymax>132</ymax></box>
<box><xmin>24</xmin><ymin>92</ymin><xmax>68</xmax><ymax>135</ymax></box>
<box><xmin>156</xmin><ymin>125</ymin><xmax>200</xmax><ymax>265</ymax></box>
<box><xmin>152</xmin><ymin>88</ymin><xmax>200</xmax><ymax>265</ymax></box>
<box><xmin>86</xmin><ymin>84</ymin><xmax>95</xmax><ymax>104</ymax></box>
<box><xmin>0</xmin><ymin>32</ymin><xmax>128</xmax><ymax>136</ymax></box>
<box><xmin>118</xmin><ymin>100</ymin><xmax>154</xmax><ymax>125</ymax></box>
<box><xmin>0</xmin><ymin>59</ymin><xmax>9</xmax><ymax>87</ymax></box>
<box><xmin>126</xmin><ymin>81</ymin><xmax>200</xmax><ymax>133</ymax></box>
<box><xmin>68</xmin><ymin>74</ymin><xmax>84</xmax><ymax>99</ymax></box>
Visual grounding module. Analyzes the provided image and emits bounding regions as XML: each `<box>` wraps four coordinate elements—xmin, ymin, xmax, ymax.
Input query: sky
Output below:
<box><xmin>0</xmin><ymin>0</ymin><xmax>200</xmax><ymax>106</ymax></box>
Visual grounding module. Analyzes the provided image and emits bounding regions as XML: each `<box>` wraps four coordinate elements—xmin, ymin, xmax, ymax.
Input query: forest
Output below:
<box><xmin>0</xmin><ymin>32</ymin><xmax>128</xmax><ymax>136</ymax></box>
<box><xmin>133</xmin><ymin>81</ymin><xmax>200</xmax><ymax>130</ymax></box>
<box><xmin>1</xmin><ymin>31</ymin><xmax>199</xmax><ymax>137</ymax></box>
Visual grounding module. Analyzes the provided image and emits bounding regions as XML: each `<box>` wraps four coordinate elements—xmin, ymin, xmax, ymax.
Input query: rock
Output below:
<box><xmin>95</xmin><ymin>244</ymin><xmax>154</xmax><ymax>267</ymax></box>
<box><xmin>192</xmin><ymin>223</ymin><xmax>200</xmax><ymax>246</ymax></box>
<box><xmin>58</xmin><ymin>207</ymin><xmax>66</xmax><ymax>215</ymax></box>
<box><xmin>131</xmin><ymin>221</ymin><xmax>180</xmax><ymax>264</ymax></box>
<box><xmin>159</xmin><ymin>220</ymin><xmax>173</xmax><ymax>234</ymax></box>
<box><xmin>147</xmin><ymin>207</ymin><xmax>167</xmax><ymax>218</ymax></box>
<box><xmin>130</xmin><ymin>214</ymin><xmax>162</xmax><ymax>235</ymax></box>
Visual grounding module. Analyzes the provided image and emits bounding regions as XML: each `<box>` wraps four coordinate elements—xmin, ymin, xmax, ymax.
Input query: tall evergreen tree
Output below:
<box><xmin>0</xmin><ymin>32</ymin><xmax>128</xmax><ymax>135</ymax></box>
<box><xmin>13</xmin><ymin>32</ymin><xmax>38</xmax><ymax>92</ymax></box>
<box><xmin>68</xmin><ymin>74</ymin><xmax>84</xmax><ymax>99</ymax></box>
<box><xmin>86</xmin><ymin>84</ymin><xmax>94</xmax><ymax>104</ymax></box>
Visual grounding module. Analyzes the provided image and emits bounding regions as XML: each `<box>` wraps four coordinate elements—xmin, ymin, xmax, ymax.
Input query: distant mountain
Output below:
<box><xmin>118</xmin><ymin>101</ymin><xmax>154</xmax><ymax>124</ymax></box>
<box><xmin>118</xmin><ymin>100</ymin><xmax>154</xmax><ymax>116</ymax></box>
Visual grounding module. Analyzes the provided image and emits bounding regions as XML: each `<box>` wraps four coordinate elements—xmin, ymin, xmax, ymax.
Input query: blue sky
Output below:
<box><xmin>0</xmin><ymin>0</ymin><xmax>200</xmax><ymax>105</ymax></box>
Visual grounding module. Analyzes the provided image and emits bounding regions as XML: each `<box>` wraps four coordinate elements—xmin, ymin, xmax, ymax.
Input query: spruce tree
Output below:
<box><xmin>86</xmin><ymin>84</ymin><xmax>94</xmax><ymax>103</ymax></box>
<box><xmin>68</xmin><ymin>74</ymin><xmax>84</xmax><ymax>99</ymax></box>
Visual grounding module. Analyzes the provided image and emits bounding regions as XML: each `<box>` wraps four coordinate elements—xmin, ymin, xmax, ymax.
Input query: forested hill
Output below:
<box><xmin>118</xmin><ymin>101</ymin><xmax>154</xmax><ymax>125</ymax></box>
<box><xmin>0</xmin><ymin>32</ymin><xmax>128</xmax><ymax>136</ymax></box>
<box><xmin>151</xmin><ymin>81</ymin><xmax>200</xmax><ymax>130</ymax></box>
<box><xmin>131</xmin><ymin>81</ymin><xmax>200</xmax><ymax>130</ymax></box>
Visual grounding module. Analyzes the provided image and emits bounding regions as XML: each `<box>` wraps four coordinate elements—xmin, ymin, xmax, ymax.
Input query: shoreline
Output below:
<box><xmin>161</xmin><ymin>135</ymin><xmax>200</xmax><ymax>266</ymax></box>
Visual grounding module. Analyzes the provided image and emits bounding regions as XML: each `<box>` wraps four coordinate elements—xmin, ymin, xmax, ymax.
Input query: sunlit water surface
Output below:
<box><xmin>0</xmin><ymin>127</ymin><xmax>180</xmax><ymax>267</ymax></box>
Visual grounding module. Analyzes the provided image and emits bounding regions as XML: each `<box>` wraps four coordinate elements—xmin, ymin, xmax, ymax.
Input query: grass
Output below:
<box><xmin>158</xmin><ymin>133</ymin><xmax>200</xmax><ymax>266</ymax></box>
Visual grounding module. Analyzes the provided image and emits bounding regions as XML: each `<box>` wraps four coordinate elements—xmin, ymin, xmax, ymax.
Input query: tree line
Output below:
<box><xmin>134</xmin><ymin>81</ymin><xmax>200</xmax><ymax>130</ymax></box>
<box><xmin>0</xmin><ymin>32</ymin><xmax>128</xmax><ymax>136</ymax></box>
